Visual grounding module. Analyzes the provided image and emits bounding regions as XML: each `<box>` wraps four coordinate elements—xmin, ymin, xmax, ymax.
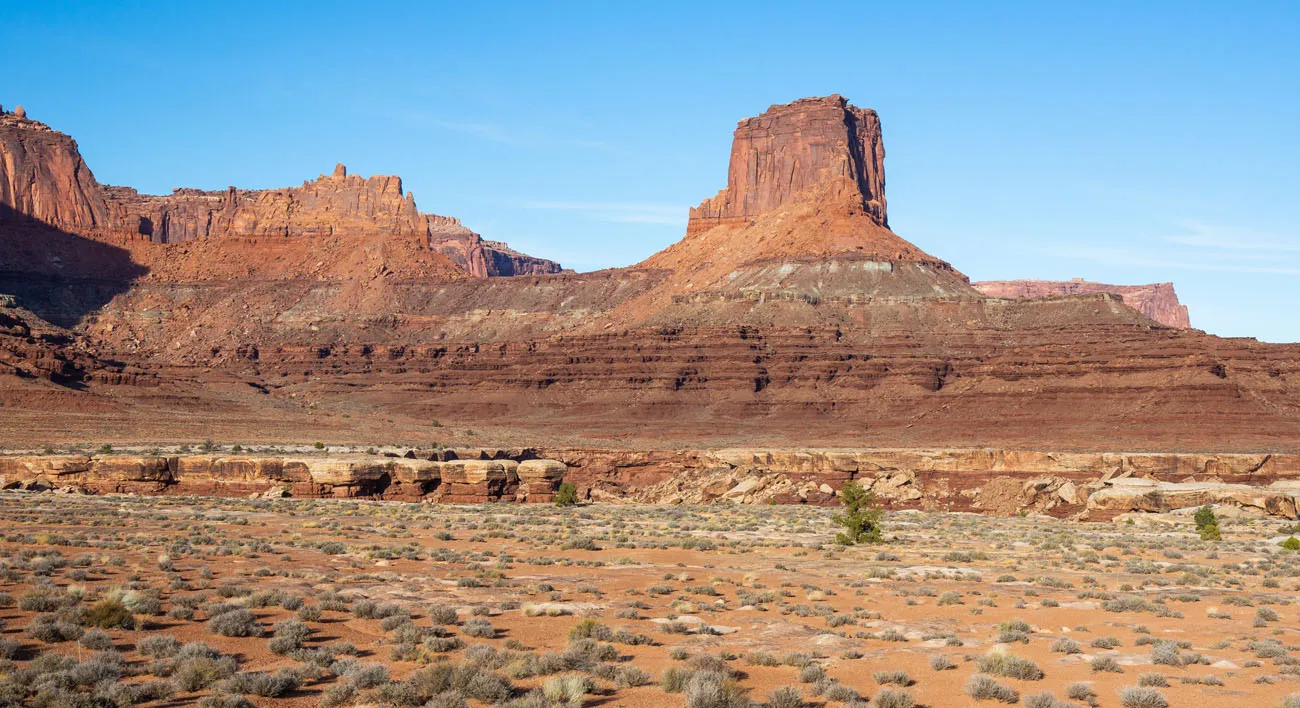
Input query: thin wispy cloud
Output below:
<box><xmin>1046</xmin><ymin>219</ymin><xmax>1300</xmax><ymax>275</ymax></box>
<box><xmin>377</xmin><ymin>108</ymin><xmax>610</xmax><ymax>151</ymax></box>
<box><xmin>1165</xmin><ymin>221</ymin><xmax>1300</xmax><ymax>253</ymax></box>
<box><xmin>517</xmin><ymin>200</ymin><xmax>685</xmax><ymax>225</ymax></box>
<box><xmin>1052</xmin><ymin>243</ymin><xmax>1300</xmax><ymax>275</ymax></box>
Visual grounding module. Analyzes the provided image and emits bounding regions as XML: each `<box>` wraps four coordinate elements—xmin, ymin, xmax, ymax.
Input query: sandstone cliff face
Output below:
<box><xmin>0</xmin><ymin>113</ymin><xmax>108</xmax><ymax>232</ymax></box>
<box><xmin>687</xmin><ymin>95</ymin><xmax>887</xmax><ymax>235</ymax></box>
<box><xmin>0</xmin><ymin>114</ymin><xmax>559</xmax><ymax>277</ymax></box>
<box><xmin>973</xmin><ymin>279</ymin><xmax>1191</xmax><ymax>329</ymax></box>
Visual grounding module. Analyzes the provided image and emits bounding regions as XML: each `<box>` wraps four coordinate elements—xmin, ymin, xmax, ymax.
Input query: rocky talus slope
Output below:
<box><xmin>0</xmin><ymin>97</ymin><xmax>1298</xmax><ymax>472</ymax></box>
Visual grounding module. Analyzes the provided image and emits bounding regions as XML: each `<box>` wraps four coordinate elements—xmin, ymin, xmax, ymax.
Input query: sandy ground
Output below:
<box><xmin>1</xmin><ymin>493</ymin><xmax>1298</xmax><ymax>706</ymax></box>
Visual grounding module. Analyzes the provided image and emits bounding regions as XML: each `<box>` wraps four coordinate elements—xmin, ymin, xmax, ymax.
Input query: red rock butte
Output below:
<box><xmin>687</xmin><ymin>94</ymin><xmax>887</xmax><ymax>234</ymax></box>
<box><xmin>1</xmin><ymin>97</ymin><xmax>1299</xmax><ymax>455</ymax></box>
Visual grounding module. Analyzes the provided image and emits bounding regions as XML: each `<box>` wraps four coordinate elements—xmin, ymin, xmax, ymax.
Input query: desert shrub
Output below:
<box><xmin>219</xmin><ymin>669</ymin><xmax>301</xmax><ymax>697</ymax></box>
<box><xmin>26</xmin><ymin>614</ymin><xmax>84</xmax><ymax>643</ymax></box>
<box><xmin>0</xmin><ymin>638</ymin><xmax>19</xmax><ymax>659</ymax></box>
<box><xmin>543</xmin><ymin>675</ymin><xmax>593</xmax><ymax>705</ymax></box>
<box><xmin>684</xmin><ymin>670</ymin><xmax>751</xmax><ymax>708</ymax></box>
<box><xmin>1192</xmin><ymin>506</ymin><xmax>1220</xmax><ymax>540</ymax></box>
<box><xmin>198</xmin><ymin>695</ymin><xmax>257</xmax><ymax>708</ymax></box>
<box><xmin>459</xmin><ymin>669</ymin><xmax>513</xmax><ymax>702</ymax></box>
<box><xmin>1051</xmin><ymin>637</ymin><xmax>1081</xmax><ymax>654</ymax></box>
<box><xmin>208</xmin><ymin>608</ymin><xmax>263</xmax><ymax>637</ymax></box>
<box><xmin>138</xmin><ymin>635</ymin><xmax>182</xmax><ymax>658</ymax></box>
<box><xmin>832</xmin><ymin>482</ymin><xmax>883</xmax><ymax>545</ymax></box>
<box><xmin>799</xmin><ymin>663</ymin><xmax>826</xmax><ymax>683</ymax></box>
<box><xmin>83</xmin><ymin>597</ymin><xmax>136</xmax><ymax>629</ymax></box>
<box><xmin>1065</xmin><ymin>683</ymin><xmax>1096</xmax><ymax>703</ymax></box>
<box><xmin>873</xmin><ymin>669</ymin><xmax>912</xmax><ymax>686</ymax></box>
<box><xmin>976</xmin><ymin>652</ymin><xmax>1044</xmax><ymax>680</ymax></box>
<box><xmin>872</xmin><ymin>688</ymin><xmax>917</xmax><ymax>708</ymax></box>
<box><xmin>79</xmin><ymin>629</ymin><xmax>114</xmax><ymax>650</ymax></box>
<box><xmin>662</xmin><ymin>667</ymin><xmax>694</xmax><ymax>693</ymax></box>
<box><xmin>1024</xmin><ymin>692</ymin><xmax>1077</xmax><ymax>708</ymax></box>
<box><xmin>1091</xmin><ymin>656</ymin><xmax>1123</xmax><ymax>673</ymax></box>
<box><xmin>1149</xmin><ymin>642</ymin><xmax>1182</xmax><ymax>666</ymax></box>
<box><xmin>823</xmin><ymin>683</ymin><xmax>859</xmax><ymax>702</ymax></box>
<box><xmin>1118</xmin><ymin>686</ymin><xmax>1168</xmax><ymax>708</ymax></box>
<box><xmin>569</xmin><ymin>619</ymin><xmax>613</xmax><ymax>641</ymax></box>
<box><xmin>1091</xmin><ymin>636</ymin><xmax>1121</xmax><ymax>649</ymax></box>
<box><xmin>767</xmin><ymin>686</ymin><xmax>804</xmax><ymax>708</ymax></box>
<box><xmin>617</xmin><ymin>665</ymin><xmax>652</xmax><ymax>688</ymax></box>
<box><xmin>930</xmin><ymin>654</ymin><xmax>956</xmax><ymax>671</ymax></box>
<box><xmin>341</xmin><ymin>662</ymin><xmax>390</xmax><ymax>688</ymax></box>
<box><xmin>463</xmin><ymin>617</ymin><xmax>495</xmax><ymax>638</ymax></box>
<box><xmin>428</xmin><ymin>604</ymin><xmax>460</xmax><ymax>625</ymax></box>
<box><xmin>172</xmin><ymin>655</ymin><xmax>240</xmax><ymax>691</ymax></box>
<box><xmin>268</xmin><ymin>619</ymin><xmax>311</xmax><ymax>654</ymax></box>
<box><xmin>19</xmin><ymin>591</ymin><xmax>66</xmax><ymax>612</ymax></box>
<box><xmin>1138</xmin><ymin>673</ymin><xmax>1169</xmax><ymax>687</ymax></box>
<box><xmin>964</xmin><ymin>674</ymin><xmax>1019</xmax><ymax>703</ymax></box>
<box><xmin>1280</xmin><ymin>537</ymin><xmax>1300</xmax><ymax>551</ymax></box>
<box><xmin>555</xmin><ymin>482</ymin><xmax>579</xmax><ymax>507</ymax></box>
<box><xmin>297</xmin><ymin>605</ymin><xmax>322</xmax><ymax>622</ymax></box>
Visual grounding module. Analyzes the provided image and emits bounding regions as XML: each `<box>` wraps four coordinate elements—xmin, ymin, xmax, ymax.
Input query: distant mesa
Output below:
<box><xmin>973</xmin><ymin>279</ymin><xmax>1191</xmax><ymax>329</ymax></box>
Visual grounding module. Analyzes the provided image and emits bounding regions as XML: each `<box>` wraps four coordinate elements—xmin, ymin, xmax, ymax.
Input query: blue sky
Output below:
<box><xmin>5</xmin><ymin>1</ymin><xmax>1298</xmax><ymax>341</ymax></box>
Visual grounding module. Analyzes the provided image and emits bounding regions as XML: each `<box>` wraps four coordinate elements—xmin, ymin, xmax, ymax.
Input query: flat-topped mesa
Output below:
<box><xmin>687</xmin><ymin>95</ymin><xmax>887</xmax><ymax>235</ymax></box>
<box><xmin>973</xmin><ymin>279</ymin><xmax>1192</xmax><ymax>329</ymax></box>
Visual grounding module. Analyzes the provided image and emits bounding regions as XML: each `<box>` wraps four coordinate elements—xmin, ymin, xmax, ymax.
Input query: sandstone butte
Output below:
<box><xmin>2</xmin><ymin>95</ymin><xmax>1300</xmax><ymax>512</ymax></box>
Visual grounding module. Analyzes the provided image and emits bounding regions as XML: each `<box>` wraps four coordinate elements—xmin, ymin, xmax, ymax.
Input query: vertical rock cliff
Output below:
<box><xmin>0</xmin><ymin>112</ymin><xmax>108</xmax><ymax>232</ymax></box>
<box><xmin>687</xmin><ymin>94</ymin><xmax>887</xmax><ymax>235</ymax></box>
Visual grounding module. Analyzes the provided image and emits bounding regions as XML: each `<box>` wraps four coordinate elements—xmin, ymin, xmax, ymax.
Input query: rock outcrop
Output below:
<box><xmin>687</xmin><ymin>95</ymin><xmax>887</xmax><ymax>235</ymax></box>
<box><xmin>0</xmin><ymin>451</ymin><xmax>567</xmax><ymax>502</ymax></box>
<box><xmin>8</xmin><ymin>446</ymin><xmax>1300</xmax><ymax>520</ymax></box>
<box><xmin>427</xmin><ymin>215</ymin><xmax>563</xmax><ymax>276</ymax></box>
<box><xmin>0</xmin><ymin>114</ymin><xmax>559</xmax><ymax>278</ymax></box>
<box><xmin>0</xmin><ymin>112</ymin><xmax>108</xmax><ymax>233</ymax></box>
<box><xmin>973</xmin><ymin>279</ymin><xmax>1191</xmax><ymax>329</ymax></box>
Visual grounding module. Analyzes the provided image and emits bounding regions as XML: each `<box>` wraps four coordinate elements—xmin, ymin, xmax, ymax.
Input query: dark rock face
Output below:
<box><xmin>687</xmin><ymin>95</ymin><xmax>887</xmax><ymax>235</ymax></box>
<box><xmin>973</xmin><ymin>280</ymin><xmax>1192</xmax><ymax>329</ymax></box>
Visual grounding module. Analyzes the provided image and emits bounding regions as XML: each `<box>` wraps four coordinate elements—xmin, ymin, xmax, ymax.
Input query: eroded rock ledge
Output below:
<box><xmin>3</xmin><ymin>446</ymin><xmax>1298</xmax><ymax>520</ymax></box>
<box><xmin>0</xmin><ymin>450</ymin><xmax>566</xmax><ymax>503</ymax></box>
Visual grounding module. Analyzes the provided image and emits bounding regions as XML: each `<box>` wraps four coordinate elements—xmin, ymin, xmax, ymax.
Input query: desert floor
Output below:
<box><xmin>1</xmin><ymin>493</ymin><xmax>1298</xmax><ymax>707</ymax></box>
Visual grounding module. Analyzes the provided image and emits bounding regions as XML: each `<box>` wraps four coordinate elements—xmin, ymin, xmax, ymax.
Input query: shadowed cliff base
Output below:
<box><xmin>0</xmin><ymin>203</ymin><xmax>147</xmax><ymax>326</ymax></box>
